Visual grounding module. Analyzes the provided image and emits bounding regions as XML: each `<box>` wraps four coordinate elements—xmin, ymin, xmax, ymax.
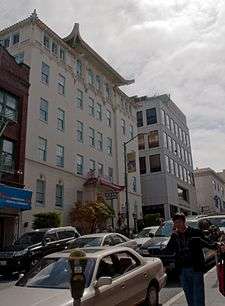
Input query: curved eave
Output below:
<box><xmin>64</xmin><ymin>23</ymin><xmax>134</xmax><ymax>86</ymax></box>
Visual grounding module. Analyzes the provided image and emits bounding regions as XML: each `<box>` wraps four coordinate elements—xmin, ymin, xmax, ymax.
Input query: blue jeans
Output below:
<box><xmin>180</xmin><ymin>267</ymin><xmax>205</xmax><ymax>306</ymax></box>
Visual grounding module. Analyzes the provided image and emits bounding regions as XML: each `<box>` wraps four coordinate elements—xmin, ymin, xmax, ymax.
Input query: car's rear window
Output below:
<box><xmin>16</xmin><ymin>257</ymin><xmax>96</xmax><ymax>289</ymax></box>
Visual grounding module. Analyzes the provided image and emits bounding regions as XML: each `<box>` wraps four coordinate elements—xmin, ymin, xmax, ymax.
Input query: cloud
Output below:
<box><xmin>1</xmin><ymin>0</ymin><xmax>225</xmax><ymax>170</ymax></box>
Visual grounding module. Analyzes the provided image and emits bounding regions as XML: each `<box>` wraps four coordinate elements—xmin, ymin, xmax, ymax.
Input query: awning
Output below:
<box><xmin>84</xmin><ymin>176</ymin><xmax>124</xmax><ymax>192</ymax></box>
<box><xmin>0</xmin><ymin>184</ymin><xmax>32</xmax><ymax>211</ymax></box>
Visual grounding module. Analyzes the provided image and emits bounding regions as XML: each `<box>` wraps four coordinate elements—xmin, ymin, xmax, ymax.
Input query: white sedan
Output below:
<box><xmin>1</xmin><ymin>247</ymin><xmax>167</xmax><ymax>306</ymax></box>
<box><xmin>69</xmin><ymin>232</ymin><xmax>137</xmax><ymax>250</ymax></box>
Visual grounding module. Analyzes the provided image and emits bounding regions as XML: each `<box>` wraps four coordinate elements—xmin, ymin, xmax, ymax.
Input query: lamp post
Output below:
<box><xmin>124</xmin><ymin>132</ymin><xmax>146</xmax><ymax>237</ymax></box>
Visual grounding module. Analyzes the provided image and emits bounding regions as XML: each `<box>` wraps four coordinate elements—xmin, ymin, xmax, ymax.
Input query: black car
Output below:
<box><xmin>0</xmin><ymin>226</ymin><xmax>80</xmax><ymax>276</ymax></box>
<box><xmin>139</xmin><ymin>218</ymin><xmax>216</xmax><ymax>271</ymax></box>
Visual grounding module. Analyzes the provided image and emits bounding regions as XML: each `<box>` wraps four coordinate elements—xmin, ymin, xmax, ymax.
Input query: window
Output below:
<box><xmin>121</xmin><ymin>119</ymin><xmax>126</xmax><ymax>135</ymax></box>
<box><xmin>137</xmin><ymin>111</ymin><xmax>143</xmax><ymax>127</ymax></box>
<box><xmin>96</xmin><ymin>75</ymin><xmax>101</xmax><ymax>90</ymax></box>
<box><xmin>76</xmin><ymin>154</ymin><xmax>84</xmax><ymax>175</ymax></box>
<box><xmin>77</xmin><ymin>121</ymin><xmax>84</xmax><ymax>143</ymax></box>
<box><xmin>77</xmin><ymin>190</ymin><xmax>83</xmax><ymax>203</ymax></box>
<box><xmin>98</xmin><ymin>163</ymin><xmax>103</xmax><ymax>176</ymax></box>
<box><xmin>89</xmin><ymin>159</ymin><xmax>96</xmax><ymax>173</ymax></box>
<box><xmin>139</xmin><ymin>157</ymin><xmax>146</xmax><ymax>174</ymax></box>
<box><xmin>36</xmin><ymin>179</ymin><xmax>45</xmax><ymax>206</ymax></box>
<box><xmin>59</xmin><ymin>48</ymin><xmax>65</xmax><ymax>61</ymax></box>
<box><xmin>183</xmin><ymin>168</ymin><xmax>188</xmax><ymax>182</ymax></box>
<box><xmin>56</xmin><ymin>145</ymin><xmax>64</xmax><ymax>167</ymax></box>
<box><xmin>132</xmin><ymin>176</ymin><xmax>137</xmax><ymax>192</ymax></box>
<box><xmin>181</xmin><ymin>147</ymin><xmax>185</xmax><ymax>161</ymax></box>
<box><xmin>76</xmin><ymin>59</ymin><xmax>82</xmax><ymax>76</ymax></box>
<box><xmin>56</xmin><ymin>184</ymin><xmax>64</xmax><ymax>207</ymax></box>
<box><xmin>178</xmin><ymin>186</ymin><xmax>189</xmax><ymax>202</ymax></box>
<box><xmin>89</xmin><ymin>128</ymin><xmax>95</xmax><ymax>147</ymax></box>
<box><xmin>165</xmin><ymin>156</ymin><xmax>170</xmax><ymax>173</ymax></box>
<box><xmin>40</xmin><ymin>98</ymin><xmax>48</xmax><ymax>122</ymax></box>
<box><xmin>149</xmin><ymin>154</ymin><xmax>161</xmax><ymax>172</ymax></box>
<box><xmin>106</xmin><ymin>137</ymin><xmax>112</xmax><ymax>156</ymax></box>
<box><xmin>108</xmin><ymin>167</ymin><xmax>113</xmax><ymax>182</ymax></box>
<box><xmin>97</xmin><ymin>132</ymin><xmax>103</xmax><ymax>151</ymax></box>
<box><xmin>96</xmin><ymin>103</ymin><xmax>102</xmax><ymax>121</ymax></box>
<box><xmin>43</xmin><ymin>33</ymin><xmax>50</xmax><ymax>49</ymax></box>
<box><xmin>88</xmin><ymin>69</ymin><xmax>94</xmax><ymax>85</ymax></box>
<box><xmin>2</xmin><ymin>37</ymin><xmax>10</xmax><ymax>48</ymax></box>
<box><xmin>52</xmin><ymin>41</ymin><xmax>58</xmax><ymax>55</ymax></box>
<box><xmin>14</xmin><ymin>52</ymin><xmax>24</xmax><ymax>64</ymax></box>
<box><xmin>57</xmin><ymin>108</ymin><xmax>65</xmax><ymax>131</ymax></box>
<box><xmin>161</xmin><ymin>109</ymin><xmax>166</xmax><ymax>125</ymax></box>
<box><xmin>38</xmin><ymin>137</ymin><xmax>47</xmax><ymax>161</ymax></box>
<box><xmin>0</xmin><ymin>139</ymin><xmax>14</xmax><ymax>172</ymax></box>
<box><xmin>185</xmin><ymin>150</ymin><xmax>188</xmax><ymax>163</ymax></box>
<box><xmin>146</xmin><ymin>108</ymin><xmax>157</xmax><ymax>125</ymax></box>
<box><xmin>148</xmin><ymin>130</ymin><xmax>159</xmax><ymax>148</ymax></box>
<box><xmin>12</xmin><ymin>33</ymin><xmax>19</xmax><ymax>45</ymax></box>
<box><xmin>89</xmin><ymin>97</ymin><xmax>94</xmax><ymax>117</ymax></box>
<box><xmin>105</xmin><ymin>83</ymin><xmax>110</xmax><ymax>99</ymax></box>
<box><xmin>58</xmin><ymin>74</ymin><xmax>65</xmax><ymax>95</ymax></box>
<box><xmin>138</xmin><ymin>134</ymin><xmax>145</xmax><ymax>150</ymax></box>
<box><xmin>0</xmin><ymin>89</ymin><xmax>18</xmax><ymax>121</ymax></box>
<box><xmin>76</xmin><ymin>89</ymin><xmax>83</xmax><ymax>109</ymax></box>
<box><xmin>106</xmin><ymin>109</ymin><xmax>111</xmax><ymax>127</ymax></box>
<box><xmin>129</xmin><ymin>125</ymin><xmax>134</xmax><ymax>139</ymax></box>
<box><xmin>41</xmin><ymin>62</ymin><xmax>50</xmax><ymax>85</ymax></box>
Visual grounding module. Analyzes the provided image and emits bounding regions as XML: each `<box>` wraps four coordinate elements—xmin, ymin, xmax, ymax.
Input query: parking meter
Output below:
<box><xmin>69</xmin><ymin>250</ymin><xmax>87</xmax><ymax>306</ymax></box>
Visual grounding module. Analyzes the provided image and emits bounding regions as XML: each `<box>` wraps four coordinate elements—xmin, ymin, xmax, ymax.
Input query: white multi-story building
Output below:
<box><xmin>135</xmin><ymin>94</ymin><xmax>198</xmax><ymax>219</ymax></box>
<box><xmin>194</xmin><ymin>168</ymin><xmax>225</xmax><ymax>213</ymax></box>
<box><xmin>0</xmin><ymin>11</ymin><xmax>142</xmax><ymax>232</ymax></box>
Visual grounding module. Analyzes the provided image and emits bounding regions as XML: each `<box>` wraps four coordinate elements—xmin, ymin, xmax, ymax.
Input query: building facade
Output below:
<box><xmin>0</xmin><ymin>11</ymin><xmax>142</xmax><ymax>233</ymax></box>
<box><xmin>0</xmin><ymin>45</ymin><xmax>31</xmax><ymax>247</ymax></box>
<box><xmin>194</xmin><ymin>168</ymin><xmax>225</xmax><ymax>213</ymax></box>
<box><xmin>135</xmin><ymin>94</ymin><xmax>198</xmax><ymax>219</ymax></box>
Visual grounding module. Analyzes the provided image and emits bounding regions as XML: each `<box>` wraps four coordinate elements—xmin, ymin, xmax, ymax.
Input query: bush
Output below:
<box><xmin>33</xmin><ymin>212</ymin><xmax>61</xmax><ymax>229</ymax></box>
<box><xmin>143</xmin><ymin>213</ymin><xmax>160</xmax><ymax>227</ymax></box>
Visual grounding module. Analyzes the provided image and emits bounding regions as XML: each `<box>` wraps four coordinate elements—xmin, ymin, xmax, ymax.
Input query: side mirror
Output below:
<box><xmin>95</xmin><ymin>277</ymin><xmax>112</xmax><ymax>288</ymax></box>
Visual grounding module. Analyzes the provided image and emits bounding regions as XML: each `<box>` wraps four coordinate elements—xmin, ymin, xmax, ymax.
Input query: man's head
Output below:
<box><xmin>172</xmin><ymin>213</ymin><xmax>186</xmax><ymax>233</ymax></box>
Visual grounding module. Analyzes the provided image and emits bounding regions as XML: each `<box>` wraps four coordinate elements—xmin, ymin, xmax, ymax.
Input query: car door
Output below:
<box><xmin>43</xmin><ymin>231</ymin><xmax>59</xmax><ymax>255</ymax></box>
<box><xmin>102</xmin><ymin>235</ymin><xmax>114</xmax><ymax>247</ymax></box>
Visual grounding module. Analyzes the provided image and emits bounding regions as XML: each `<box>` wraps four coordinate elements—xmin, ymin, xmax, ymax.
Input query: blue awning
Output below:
<box><xmin>0</xmin><ymin>184</ymin><xmax>32</xmax><ymax>211</ymax></box>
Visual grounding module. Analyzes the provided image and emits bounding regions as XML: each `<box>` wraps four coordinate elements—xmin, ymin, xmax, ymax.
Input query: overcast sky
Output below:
<box><xmin>1</xmin><ymin>0</ymin><xmax>225</xmax><ymax>171</ymax></box>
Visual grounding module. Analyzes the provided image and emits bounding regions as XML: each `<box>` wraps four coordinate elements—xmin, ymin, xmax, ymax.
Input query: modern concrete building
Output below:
<box><xmin>194</xmin><ymin>168</ymin><xmax>225</xmax><ymax>213</ymax></box>
<box><xmin>135</xmin><ymin>94</ymin><xmax>198</xmax><ymax>219</ymax></box>
<box><xmin>0</xmin><ymin>45</ymin><xmax>31</xmax><ymax>247</ymax></box>
<box><xmin>0</xmin><ymin>11</ymin><xmax>142</xmax><ymax>233</ymax></box>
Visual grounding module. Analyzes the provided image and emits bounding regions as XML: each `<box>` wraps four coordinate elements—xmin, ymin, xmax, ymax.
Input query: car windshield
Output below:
<box><xmin>14</xmin><ymin>232</ymin><xmax>45</xmax><ymax>246</ymax></box>
<box><xmin>154</xmin><ymin>220</ymin><xmax>199</xmax><ymax>237</ymax></box>
<box><xmin>206</xmin><ymin>218</ymin><xmax>225</xmax><ymax>228</ymax></box>
<box><xmin>137</xmin><ymin>227</ymin><xmax>157</xmax><ymax>238</ymax></box>
<box><xmin>16</xmin><ymin>257</ymin><xmax>96</xmax><ymax>289</ymax></box>
<box><xmin>73</xmin><ymin>237</ymin><xmax>103</xmax><ymax>247</ymax></box>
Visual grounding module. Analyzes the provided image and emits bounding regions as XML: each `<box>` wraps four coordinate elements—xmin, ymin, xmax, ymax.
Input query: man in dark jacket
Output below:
<box><xmin>164</xmin><ymin>213</ymin><xmax>218</xmax><ymax>306</ymax></box>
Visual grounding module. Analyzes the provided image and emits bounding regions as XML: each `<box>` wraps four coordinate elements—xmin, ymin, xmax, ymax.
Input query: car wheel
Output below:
<box><xmin>145</xmin><ymin>284</ymin><xmax>159</xmax><ymax>306</ymax></box>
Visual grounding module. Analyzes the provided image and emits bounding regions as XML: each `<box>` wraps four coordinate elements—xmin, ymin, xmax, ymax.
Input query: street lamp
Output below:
<box><xmin>124</xmin><ymin>132</ymin><xmax>147</xmax><ymax>237</ymax></box>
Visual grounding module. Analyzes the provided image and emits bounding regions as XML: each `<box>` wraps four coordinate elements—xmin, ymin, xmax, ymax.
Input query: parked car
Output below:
<box><xmin>139</xmin><ymin>218</ymin><xmax>216</xmax><ymax>271</ymax></box>
<box><xmin>1</xmin><ymin>247</ymin><xmax>166</xmax><ymax>306</ymax></box>
<box><xmin>69</xmin><ymin>232</ymin><xmax>137</xmax><ymax>250</ymax></box>
<box><xmin>0</xmin><ymin>226</ymin><xmax>80</xmax><ymax>275</ymax></box>
<box><xmin>134</xmin><ymin>226</ymin><xmax>159</xmax><ymax>249</ymax></box>
<box><xmin>200</xmin><ymin>215</ymin><xmax>225</xmax><ymax>232</ymax></box>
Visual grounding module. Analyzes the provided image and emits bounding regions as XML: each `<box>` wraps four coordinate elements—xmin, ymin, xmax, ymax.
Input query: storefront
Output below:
<box><xmin>0</xmin><ymin>184</ymin><xmax>32</xmax><ymax>248</ymax></box>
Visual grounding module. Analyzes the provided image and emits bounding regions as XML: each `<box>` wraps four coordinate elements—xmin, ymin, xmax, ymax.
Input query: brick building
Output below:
<box><xmin>0</xmin><ymin>45</ymin><xmax>32</xmax><ymax>247</ymax></box>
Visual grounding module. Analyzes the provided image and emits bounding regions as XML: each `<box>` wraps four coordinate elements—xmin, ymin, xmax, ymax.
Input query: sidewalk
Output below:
<box><xmin>165</xmin><ymin>267</ymin><xmax>225</xmax><ymax>306</ymax></box>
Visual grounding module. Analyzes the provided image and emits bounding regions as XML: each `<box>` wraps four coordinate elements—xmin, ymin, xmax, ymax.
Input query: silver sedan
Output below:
<box><xmin>1</xmin><ymin>247</ymin><xmax>166</xmax><ymax>306</ymax></box>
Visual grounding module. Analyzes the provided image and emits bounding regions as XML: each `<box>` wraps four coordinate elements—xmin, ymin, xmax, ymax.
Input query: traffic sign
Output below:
<box><xmin>105</xmin><ymin>191</ymin><xmax>118</xmax><ymax>200</ymax></box>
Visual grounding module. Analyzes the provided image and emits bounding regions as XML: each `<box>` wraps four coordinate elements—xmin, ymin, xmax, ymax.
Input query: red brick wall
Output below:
<box><xmin>0</xmin><ymin>46</ymin><xmax>30</xmax><ymax>187</ymax></box>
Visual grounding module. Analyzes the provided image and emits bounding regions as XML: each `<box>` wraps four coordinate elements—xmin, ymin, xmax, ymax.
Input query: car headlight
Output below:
<box><xmin>14</xmin><ymin>249</ymin><xmax>28</xmax><ymax>257</ymax></box>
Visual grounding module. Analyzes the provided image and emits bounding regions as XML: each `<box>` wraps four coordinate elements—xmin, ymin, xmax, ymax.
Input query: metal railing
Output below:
<box><xmin>0</xmin><ymin>153</ymin><xmax>15</xmax><ymax>174</ymax></box>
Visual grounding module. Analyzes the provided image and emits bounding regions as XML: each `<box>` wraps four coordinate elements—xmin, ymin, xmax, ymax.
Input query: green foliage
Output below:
<box><xmin>33</xmin><ymin>212</ymin><xmax>61</xmax><ymax>229</ymax></box>
<box><xmin>70</xmin><ymin>195</ymin><xmax>115</xmax><ymax>234</ymax></box>
<box><xmin>143</xmin><ymin>213</ymin><xmax>160</xmax><ymax>227</ymax></box>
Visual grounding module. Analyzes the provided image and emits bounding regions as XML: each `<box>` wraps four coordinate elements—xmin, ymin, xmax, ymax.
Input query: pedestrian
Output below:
<box><xmin>163</xmin><ymin>213</ymin><xmax>220</xmax><ymax>306</ymax></box>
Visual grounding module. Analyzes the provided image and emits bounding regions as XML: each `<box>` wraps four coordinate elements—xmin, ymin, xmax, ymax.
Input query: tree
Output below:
<box><xmin>70</xmin><ymin>196</ymin><xmax>115</xmax><ymax>234</ymax></box>
<box><xmin>33</xmin><ymin>212</ymin><xmax>61</xmax><ymax>229</ymax></box>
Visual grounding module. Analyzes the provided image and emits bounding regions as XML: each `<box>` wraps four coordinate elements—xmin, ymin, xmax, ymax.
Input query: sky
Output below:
<box><xmin>1</xmin><ymin>0</ymin><xmax>225</xmax><ymax>171</ymax></box>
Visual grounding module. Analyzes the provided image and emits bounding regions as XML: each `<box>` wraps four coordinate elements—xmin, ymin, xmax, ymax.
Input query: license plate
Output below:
<box><xmin>0</xmin><ymin>260</ymin><xmax>7</xmax><ymax>266</ymax></box>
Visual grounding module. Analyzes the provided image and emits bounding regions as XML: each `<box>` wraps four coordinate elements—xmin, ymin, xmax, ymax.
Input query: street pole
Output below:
<box><xmin>124</xmin><ymin>142</ymin><xmax>130</xmax><ymax>237</ymax></box>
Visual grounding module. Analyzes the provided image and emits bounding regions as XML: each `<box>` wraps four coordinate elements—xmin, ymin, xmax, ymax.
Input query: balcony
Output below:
<box><xmin>0</xmin><ymin>153</ymin><xmax>15</xmax><ymax>174</ymax></box>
